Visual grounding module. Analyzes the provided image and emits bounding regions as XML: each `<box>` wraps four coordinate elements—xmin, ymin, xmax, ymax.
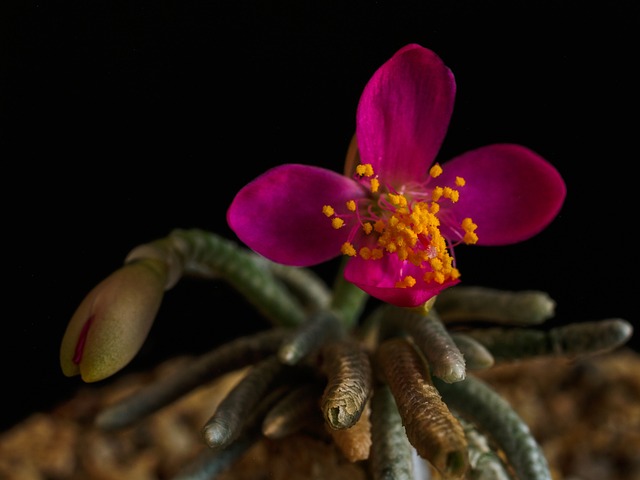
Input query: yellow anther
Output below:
<box><xmin>406</xmin><ymin>250</ymin><xmax>421</xmax><ymax>266</ymax></box>
<box><xmin>395</xmin><ymin>276</ymin><xmax>417</xmax><ymax>288</ymax></box>
<box><xmin>371</xmin><ymin>248</ymin><xmax>384</xmax><ymax>259</ymax></box>
<box><xmin>325</xmin><ymin>159</ymin><xmax>473</xmax><ymax>292</ymax></box>
<box><xmin>464</xmin><ymin>232</ymin><xmax>478</xmax><ymax>244</ymax></box>
<box><xmin>429</xmin><ymin>163</ymin><xmax>443</xmax><ymax>178</ymax></box>
<box><xmin>461</xmin><ymin>217</ymin><xmax>478</xmax><ymax>244</ymax></box>
<box><xmin>409</xmin><ymin>212</ymin><xmax>423</xmax><ymax>230</ymax></box>
<box><xmin>462</xmin><ymin>217</ymin><xmax>476</xmax><ymax>230</ymax></box>
<box><xmin>430</xmin><ymin>257</ymin><xmax>443</xmax><ymax>270</ymax></box>
<box><xmin>443</xmin><ymin>187</ymin><xmax>459</xmax><ymax>203</ymax></box>
<box><xmin>404</xmin><ymin>228</ymin><xmax>418</xmax><ymax>244</ymax></box>
<box><xmin>388</xmin><ymin>194</ymin><xmax>408</xmax><ymax>207</ymax></box>
<box><xmin>341</xmin><ymin>242</ymin><xmax>357</xmax><ymax>256</ymax></box>
<box><xmin>356</xmin><ymin>163</ymin><xmax>375</xmax><ymax>177</ymax></box>
<box><xmin>331</xmin><ymin>217</ymin><xmax>345</xmax><ymax>229</ymax></box>
<box><xmin>435</xmin><ymin>272</ymin><xmax>446</xmax><ymax>283</ymax></box>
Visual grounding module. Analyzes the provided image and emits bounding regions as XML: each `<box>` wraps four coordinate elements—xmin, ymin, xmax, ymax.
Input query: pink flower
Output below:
<box><xmin>227</xmin><ymin>44</ymin><xmax>566</xmax><ymax>308</ymax></box>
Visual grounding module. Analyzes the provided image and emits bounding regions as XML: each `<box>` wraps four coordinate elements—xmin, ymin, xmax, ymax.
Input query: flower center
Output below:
<box><xmin>322</xmin><ymin>163</ymin><xmax>478</xmax><ymax>289</ymax></box>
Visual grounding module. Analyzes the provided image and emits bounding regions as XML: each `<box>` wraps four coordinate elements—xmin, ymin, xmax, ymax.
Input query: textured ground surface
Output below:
<box><xmin>2</xmin><ymin>348</ymin><xmax>639</xmax><ymax>480</ymax></box>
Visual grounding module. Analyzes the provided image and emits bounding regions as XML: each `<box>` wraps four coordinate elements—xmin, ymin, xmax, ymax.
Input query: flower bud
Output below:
<box><xmin>60</xmin><ymin>258</ymin><xmax>168</xmax><ymax>382</ymax></box>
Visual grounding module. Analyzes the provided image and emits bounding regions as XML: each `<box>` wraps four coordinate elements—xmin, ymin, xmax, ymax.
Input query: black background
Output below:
<box><xmin>3</xmin><ymin>1</ymin><xmax>638</xmax><ymax>431</ymax></box>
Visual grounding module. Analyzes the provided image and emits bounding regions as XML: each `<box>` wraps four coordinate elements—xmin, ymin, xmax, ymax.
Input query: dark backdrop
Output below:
<box><xmin>3</xmin><ymin>1</ymin><xmax>638</xmax><ymax>431</ymax></box>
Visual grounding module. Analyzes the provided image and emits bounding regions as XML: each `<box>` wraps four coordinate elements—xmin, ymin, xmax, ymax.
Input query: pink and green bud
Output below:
<box><xmin>59</xmin><ymin>258</ymin><xmax>169</xmax><ymax>382</ymax></box>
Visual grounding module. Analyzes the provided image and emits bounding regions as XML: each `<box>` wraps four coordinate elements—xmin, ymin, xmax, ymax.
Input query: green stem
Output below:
<box><xmin>330</xmin><ymin>257</ymin><xmax>369</xmax><ymax>329</ymax></box>
<box><xmin>435</xmin><ymin>375</ymin><xmax>552</xmax><ymax>480</ymax></box>
<box><xmin>167</xmin><ymin>228</ymin><xmax>307</xmax><ymax>327</ymax></box>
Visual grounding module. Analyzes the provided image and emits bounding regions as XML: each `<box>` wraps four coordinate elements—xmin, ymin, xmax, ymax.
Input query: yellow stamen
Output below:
<box><xmin>461</xmin><ymin>217</ymin><xmax>478</xmax><ymax>244</ymax></box>
<box><xmin>430</xmin><ymin>258</ymin><xmax>443</xmax><ymax>271</ymax></box>
<box><xmin>322</xmin><ymin>205</ymin><xmax>335</xmax><ymax>217</ymax></box>
<box><xmin>443</xmin><ymin>187</ymin><xmax>459</xmax><ymax>203</ymax></box>
<box><xmin>323</xmin><ymin>161</ymin><xmax>476</xmax><ymax>291</ymax></box>
<box><xmin>395</xmin><ymin>276</ymin><xmax>417</xmax><ymax>288</ymax></box>
<box><xmin>356</xmin><ymin>163</ymin><xmax>374</xmax><ymax>177</ymax></box>
<box><xmin>463</xmin><ymin>232</ymin><xmax>478</xmax><ymax>244</ymax></box>
<box><xmin>424</xmin><ymin>270</ymin><xmax>446</xmax><ymax>284</ymax></box>
<box><xmin>341</xmin><ymin>242</ymin><xmax>357</xmax><ymax>256</ymax></box>
<box><xmin>388</xmin><ymin>193</ymin><xmax>408</xmax><ymax>207</ymax></box>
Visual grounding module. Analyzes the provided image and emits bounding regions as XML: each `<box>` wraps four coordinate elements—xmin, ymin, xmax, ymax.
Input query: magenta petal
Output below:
<box><xmin>439</xmin><ymin>144</ymin><xmax>567</xmax><ymax>245</ymax></box>
<box><xmin>227</xmin><ymin>164</ymin><xmax>367</xmax><ymax>266</ymax></box>
<box><xmin>344</xmin><ymin>255</ymin><xmax>459</xmax><ymax>308</ymax></box>
<box><xmin>356</xmin><ymin>44</ymin><xmax>456</xmax><ymax>187</ymax></box>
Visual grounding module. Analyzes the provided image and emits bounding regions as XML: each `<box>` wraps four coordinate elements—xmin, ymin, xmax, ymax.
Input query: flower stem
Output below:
<box><xmin>330</xmin><ymin>257</ymin><xmax>369</xmax><ymax>329</ymax></box>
